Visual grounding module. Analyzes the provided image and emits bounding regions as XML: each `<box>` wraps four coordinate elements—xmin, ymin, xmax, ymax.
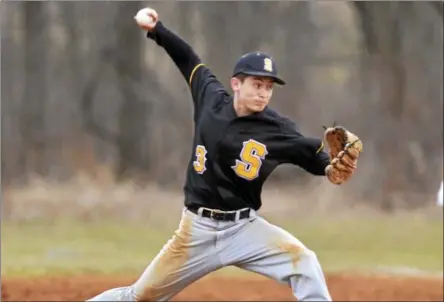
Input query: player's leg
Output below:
<box><xmin>86</xmin><ymin>208</ymin><xmax>222</xmax><ymax>301</ymax></box>
<box><xmin>220</xmin><ymin>215</ymin><xmax>331</xmax><ymax>301</ymax></box>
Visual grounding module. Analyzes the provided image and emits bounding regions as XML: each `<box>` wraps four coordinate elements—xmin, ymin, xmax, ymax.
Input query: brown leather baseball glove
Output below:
<box><xmin>323</xmin><ymin>124</ymin><xmax>363</xmax><ymax>185</ymax></box>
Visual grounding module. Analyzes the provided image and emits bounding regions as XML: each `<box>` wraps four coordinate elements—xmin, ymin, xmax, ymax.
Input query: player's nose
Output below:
<box><xmin>258</xmin><ymin>90</ymin><xmax>269</xmax><ymax>99</ymax></box>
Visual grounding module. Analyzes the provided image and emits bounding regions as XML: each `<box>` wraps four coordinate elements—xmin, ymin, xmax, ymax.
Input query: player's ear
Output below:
<box><xmin>230</xmin><ymin>77</ymin><xmax>241</xmax><ymax>92</ymax></box>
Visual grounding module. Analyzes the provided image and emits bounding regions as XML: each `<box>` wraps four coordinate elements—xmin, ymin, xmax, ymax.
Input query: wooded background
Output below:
<box><xmin>2</xmin><ymin>1</ymin><xmax>443</xmax><ymax>214</ymax></box>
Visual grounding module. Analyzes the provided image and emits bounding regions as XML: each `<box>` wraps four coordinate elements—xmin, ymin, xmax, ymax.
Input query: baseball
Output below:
<box><xmin>134</xmin><ymin>8</ymin><xmax>158</xmax><ymax>30</ymax></box>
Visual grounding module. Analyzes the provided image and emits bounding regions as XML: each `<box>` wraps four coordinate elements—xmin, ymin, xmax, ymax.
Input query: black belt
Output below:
<box><xmin>187</xmin><ymin>204</ymin><xmax>251</xmax><ymax>221</ymax></box>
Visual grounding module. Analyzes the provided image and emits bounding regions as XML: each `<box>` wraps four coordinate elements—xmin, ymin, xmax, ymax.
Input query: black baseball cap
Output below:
<box><xmin>232</xmin><ymin>51</ymin><xmax>286</xmax><ymax>85</ymax></box>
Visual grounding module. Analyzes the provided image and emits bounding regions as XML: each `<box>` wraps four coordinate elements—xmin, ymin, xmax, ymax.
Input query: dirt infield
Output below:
<box><xmin>2</xmin><ymin>272</ymin><xmax>443</xmax><ymax>301</ymax></box>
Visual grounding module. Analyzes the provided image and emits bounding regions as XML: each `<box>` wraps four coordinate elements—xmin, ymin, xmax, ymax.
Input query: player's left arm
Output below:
<box><xmin>280</xmin><ymin>121</ymin><xmax>362</xmax><ymax>184</ymax></box>
<box><xmin>303</xmin><ymin>144</ymin><xmax>331</xmax><ymax>176</ymax></box>
<box><xmin>279</xmin><ymin>120</ymin><xmax>329</xmax><ymax>175</ymax></box>
<box><xmin>287</xmin><ymin>136</ymin><xmax>331</xmax><ymax>176</ymax></box>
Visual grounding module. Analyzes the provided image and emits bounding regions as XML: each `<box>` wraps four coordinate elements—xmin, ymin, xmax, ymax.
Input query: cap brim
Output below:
<box><xmin>235</xmin><ymin>71</ymin><xmax>286</xmax><ymax>85</ymax></box>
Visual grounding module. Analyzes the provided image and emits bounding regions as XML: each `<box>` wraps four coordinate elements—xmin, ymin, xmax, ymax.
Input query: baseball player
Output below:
<box><xmin>86</xmin><ymin>7</ymin><xmax>363</xmax><ymax>302</ymax></box>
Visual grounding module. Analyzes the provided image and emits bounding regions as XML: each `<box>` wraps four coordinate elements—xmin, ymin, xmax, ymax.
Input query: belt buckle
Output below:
<box><xmin>209</xmin><ymin>209</ymin><xmax>225</xmax><ymax>221</ymax></box>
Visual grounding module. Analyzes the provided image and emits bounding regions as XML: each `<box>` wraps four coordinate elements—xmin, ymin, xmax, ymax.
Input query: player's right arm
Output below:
<box><xmin>135</xmin><ymin>8</ymin><xmax>226</xmax><ymax>115</ymax></box>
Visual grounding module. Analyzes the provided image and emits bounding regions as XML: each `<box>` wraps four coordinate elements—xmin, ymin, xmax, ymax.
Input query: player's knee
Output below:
<box><xmin>303</xmin><ymin>249</ymin><xmax>322</xmax><ymax>265</ymax></box>
<box><xmin>304</xmin><ymin>249</ymin><xmax>318</xmax><ymax>260</ymax></box>
<box><xmin>295</xmin><ymin>248</ymin><xmax>323</xmax><ymax>272</ymax></box>
<box><xmin>278</xmin><ymin>241</ymin><xmax>319</xmax><ymax>270</ymax></box>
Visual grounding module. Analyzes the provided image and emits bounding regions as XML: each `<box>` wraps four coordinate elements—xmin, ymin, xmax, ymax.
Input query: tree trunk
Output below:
<box><xmin>20</xmin><ymin>2</ymin><xmax>48</xmax><ymax>178</ymax></box>
<box><xmin>114</xmin><ymin>2</ymin><xmax>148</xmax><ymax>181</ymax></box>
<box><xmin>353</xmin><ymin>2</ymin><xmax>411</xmax><ymax>211</ymax></box>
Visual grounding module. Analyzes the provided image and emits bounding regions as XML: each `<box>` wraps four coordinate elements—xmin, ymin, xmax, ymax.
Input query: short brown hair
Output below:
<box><xmin>234</xmin><ymin>73</ymin><xmax>247</xmax><ymax>83</ymax></box>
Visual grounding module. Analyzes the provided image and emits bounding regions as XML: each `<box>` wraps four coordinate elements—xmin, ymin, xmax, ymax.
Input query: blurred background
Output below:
<box><xmin>1</xmin><ymin>1</ymin><xmax>443</xmax><ymax>218</ymax></box>
<box><xmin>1</xmin><ymin>2</ymin><xmax>443</xmax><ymax>296</ymax></box>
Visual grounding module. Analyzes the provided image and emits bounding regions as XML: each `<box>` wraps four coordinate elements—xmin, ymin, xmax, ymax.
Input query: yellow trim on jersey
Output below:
<box><xmin>189</xmin><ymin>63</ymin><xmax>205</xmax><ymax>85</ymax></box>
<box><xmin>316</xmin><ymin>142</ymin><xmax>324</xmax><ymax>154</ymax></box>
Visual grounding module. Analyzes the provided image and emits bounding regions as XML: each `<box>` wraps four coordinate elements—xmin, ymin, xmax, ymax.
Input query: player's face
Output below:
<box><xmin>232</xmin><ymin>76</ymin><xmax>274</xmax><ymax>113</ymax></box>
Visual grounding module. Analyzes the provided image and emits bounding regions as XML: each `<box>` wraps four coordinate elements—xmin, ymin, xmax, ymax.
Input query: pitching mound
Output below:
<box><xmin>2</xmin><ymin>273</ymin><xmax>443</xmax><ymax>301</ymax></box>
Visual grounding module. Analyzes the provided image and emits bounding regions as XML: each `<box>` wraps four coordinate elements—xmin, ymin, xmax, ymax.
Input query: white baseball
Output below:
<box><xmin>134</xmin><ymin>8</ymin><xmax>157</xmax><ymax>29</ymax></box>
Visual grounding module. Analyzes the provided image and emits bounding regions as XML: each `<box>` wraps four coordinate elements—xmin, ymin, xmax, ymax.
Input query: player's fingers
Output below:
<box><xmin>325</xmin><ymin>165</ymin><xmax>343</xmax><ymax>185</ymax></box>
<box><xmin>339</xmin><ymin>170</ymin><xmax>353</xmax><ymax>184</ymax></box>
<box><xmin>338</xmin><ymin>151</ymin><xmax>356</xmax><ymax>168</ymax></box>
<box><xmin>331</xmin><ymin>157</ymin><xmax>354</xmax><ymax>173</ymax></box>
<box><xmin>326</xmin><ymin>164</ymin><xmax>354</xmax><ymax>185</ymax></box>
<box><xmin>147</xmin><ymin>9</ymin><xmax>158</xmax><ymax>22</ymax></box>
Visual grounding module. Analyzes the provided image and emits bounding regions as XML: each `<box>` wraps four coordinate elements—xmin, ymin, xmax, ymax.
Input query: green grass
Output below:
<box><xmin>1</xmin><ymin>220</ymin><xmax>173</xmax><ymax>277</ymax></box>
<box><xmin>2</xmin><ymin>215</ymin><xmax>443</xmax><ymax>278</ymax></box>
<box><xmin>279</xmin><ymin>215</ymin><xmax>443</xmax><ymax>274</ymax></box>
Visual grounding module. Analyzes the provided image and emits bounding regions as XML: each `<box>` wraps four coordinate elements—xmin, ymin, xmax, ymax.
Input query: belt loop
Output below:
<box><xmin>197</xmin><ymin>207</ymin><xmax>204</xmax><ymax>217</ymax></box>
<box><xmin>235</xmin><ymin>210</ymin><xmax>240</xmax><ymax>222</ymax></box>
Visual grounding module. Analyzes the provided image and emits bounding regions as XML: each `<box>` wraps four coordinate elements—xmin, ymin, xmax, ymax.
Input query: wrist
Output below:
<box><xmin>146</xmin><ymin>21</ymin><xmax>164</xmax><ymax>43</ymax></box>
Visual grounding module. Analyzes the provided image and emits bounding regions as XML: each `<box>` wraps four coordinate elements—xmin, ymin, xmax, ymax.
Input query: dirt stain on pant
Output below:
<box><xmin>135</xmin><ymin>213</ymin><xmax>193</xmax><ymax>301</ymax></box>
<box><xmin>275</xmin><ymin>241</ymin><xmax>304</xmax><ymax>269</ymax></box>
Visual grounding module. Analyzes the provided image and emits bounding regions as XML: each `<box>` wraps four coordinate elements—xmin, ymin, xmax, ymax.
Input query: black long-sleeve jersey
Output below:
<box><xmin>146</xmin><ymin>22</ymin><xmax>330</xmax><ymax>211</ymax></box>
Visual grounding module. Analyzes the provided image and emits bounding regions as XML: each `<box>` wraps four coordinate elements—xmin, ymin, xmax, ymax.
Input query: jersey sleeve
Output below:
<box><xmin>146</xmin><ymin>22</ymin><xmax>227</xmax><ymax>118</ymax></box>
<box><xmin>279</xmin><ymin>120</ymin><xmax>330</xmax><ymax>175</ymax></box>
<box><xmin>188</xmin><ymin>64</ymin><xmax>227</xmax><ymax>115</ymax></box>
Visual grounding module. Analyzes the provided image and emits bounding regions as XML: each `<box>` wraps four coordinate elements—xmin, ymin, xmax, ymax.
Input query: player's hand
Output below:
<box><xmin>134</xmin><ymin>7</ymin><xmax>158</xmax><ymax>31</ymax></box>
